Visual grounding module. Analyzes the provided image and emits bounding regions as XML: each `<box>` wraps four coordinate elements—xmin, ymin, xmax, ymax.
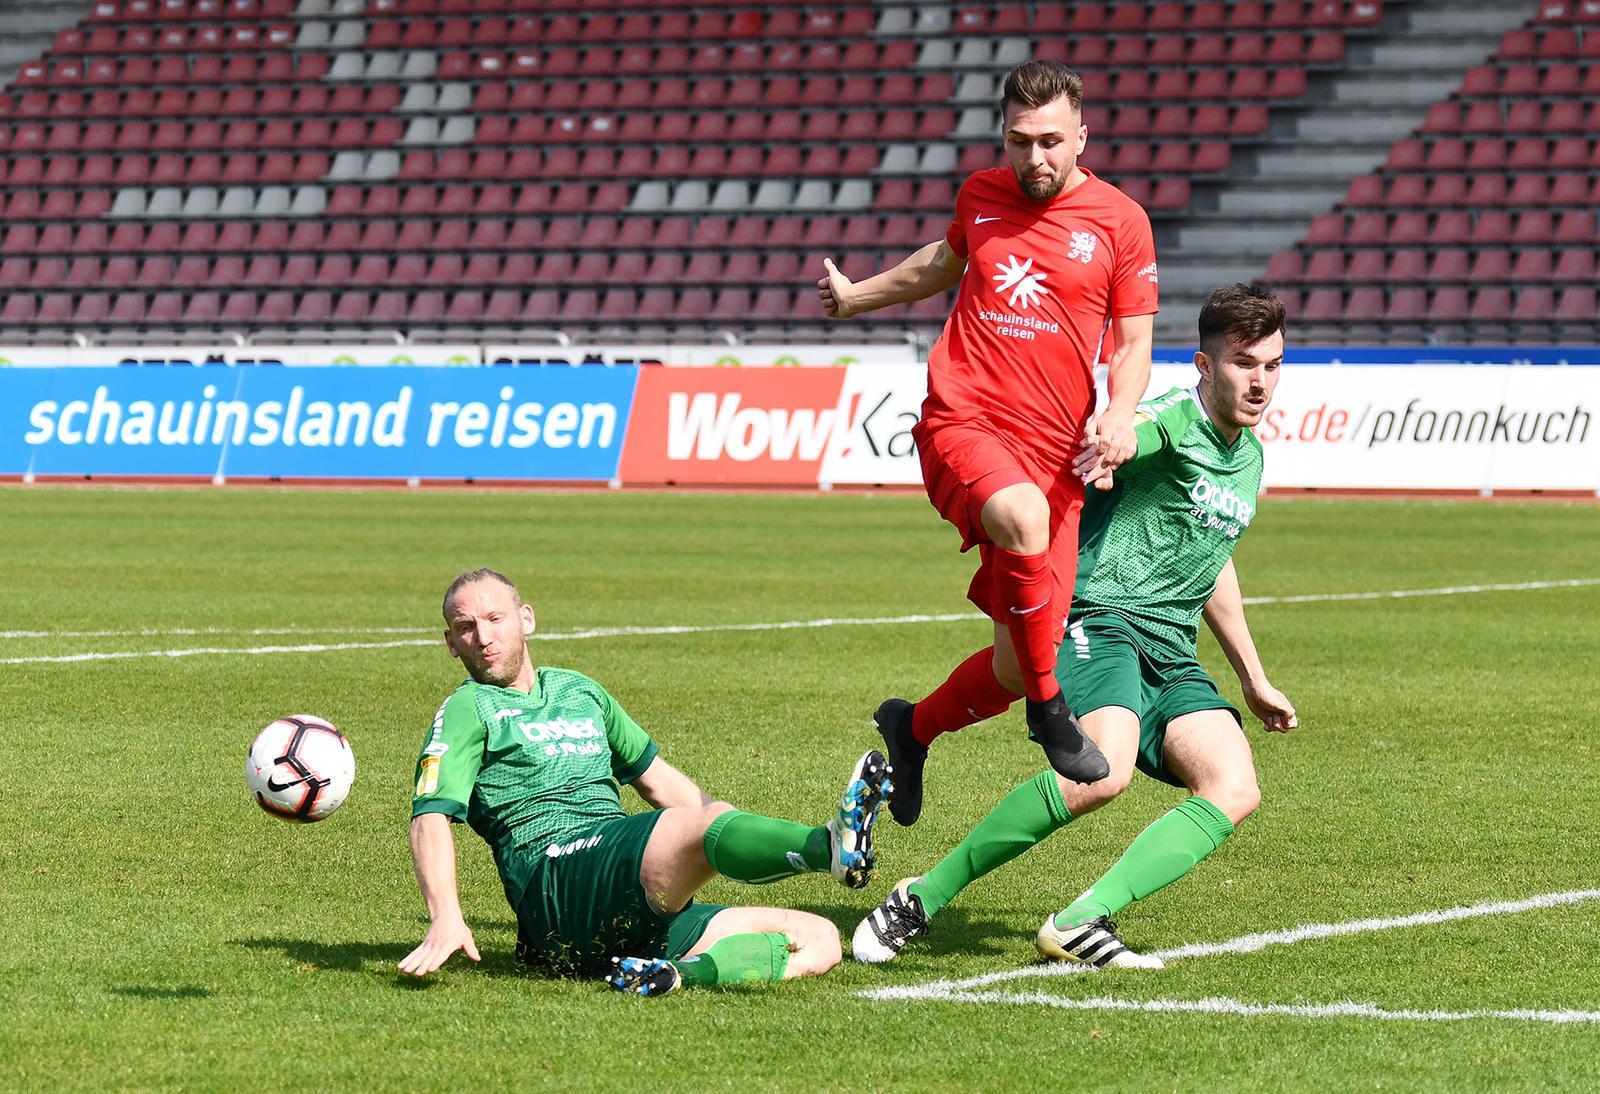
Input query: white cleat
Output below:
<box><xmin>852</xmin><ymin>877</ymin><xmax>930</xmax><ymax>964</ymax></box>
<box><xmin>1035</xmin><ymin>914</ymin><xmax>1164</xmax><ymax>969</ymax></box>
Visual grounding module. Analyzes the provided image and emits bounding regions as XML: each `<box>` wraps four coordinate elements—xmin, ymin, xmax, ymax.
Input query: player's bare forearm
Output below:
<box><xmin>1104</xmin><ymin>314</ymin><xmax>1154</xmax><ymax>418</ymax></box>
<box><xmin>826</xmin><ymin>240</ymin><xmax>964</xmax><ymax>317</ymax></box>
<box><xmin>1203</xmin><ymin>560</ymin><xmax>1267</xmax><ymax>686</ymax></box>
<box><xmin>409</xmin><ymin>813</ymin><xmax>466</xmax><ymax>923</ymax></box>
<box><xmin>399</xmin><ymin>813</ymin><xmax>481</xmax><ymax>976</ymax></box>
<box><xmin>632</xmin><ymin>756</ymin><xmax>713</xmax><ymax>809</ymax></box>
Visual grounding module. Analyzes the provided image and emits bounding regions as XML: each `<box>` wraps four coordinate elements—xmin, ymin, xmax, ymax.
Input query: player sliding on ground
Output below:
<box><xmin>819</xmin><ymin>59</ymin><xmax>1161</xmax><ymax>813</ymax></box>
<box><xmin>400</xmin><ymin>568</ymin><xmax>891</xmax><ymax>996</ymax></box>
<box><xmin>855</xmin><ymin>284</ymin><xmax>1298</xmax><ymax>968</ymax></box>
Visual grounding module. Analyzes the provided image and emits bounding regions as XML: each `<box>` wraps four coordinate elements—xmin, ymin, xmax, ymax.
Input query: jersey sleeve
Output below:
<box><xmin>411</xmin><ymin>686</ymin><xmax>485</xmax><ymax>822</ymax></box>
<box><xmin>596</xmin><ymin>684</ymin><xmax>658</xmax><ymax>785</ymax></box>
<box><xmin>1107</xmin><ymin>199</ymin><xmax>1159</xmax><ymax>318</ymax></box>
<box><xmin>1117</xmin><ymin>389</ymin><xmax>1192</xmax><ymax>478</ymax></box>
<box><xmin>945</xmin><ymin>175</ymin><xmax>974</xmax><ymax>259</ymax></box>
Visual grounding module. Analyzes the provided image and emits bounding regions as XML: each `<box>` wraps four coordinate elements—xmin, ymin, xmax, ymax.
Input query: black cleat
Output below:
<box><xmin>873</xmin><ymin>698</ymin><xmax>926</xmax><ymax>826</ymax></box>
<box><xmin>1026</xmin><ymin>694</ymin><xmax>1109</xmax><ymax>783</ymax></box>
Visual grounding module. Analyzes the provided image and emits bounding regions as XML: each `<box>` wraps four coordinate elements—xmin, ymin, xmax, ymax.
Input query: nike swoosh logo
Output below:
<box><xmin>974</xmin><ymin>215</ymin><xmax>1002</xmax><ymax>225</ymax></box>
<box><xmin>1008</xmin><ymin>602</ymin><xmax>1049</xmax><ymax>616</ymax></box>
<box><xmin>265</xmin><ymin>774</ymin><xmax>314</xmax><ymax>792</ymax></box>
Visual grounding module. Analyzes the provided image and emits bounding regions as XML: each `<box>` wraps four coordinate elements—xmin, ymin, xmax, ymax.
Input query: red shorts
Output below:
<box><xmin>912</xmin><ymin>415</ymin><xmax>1085</xmax><ymax>635</ymax></box>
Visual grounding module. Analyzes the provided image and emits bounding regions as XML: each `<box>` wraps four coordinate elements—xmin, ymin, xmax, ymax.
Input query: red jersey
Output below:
<box><xmin>926</xmin><ymin>167</ymin><xmax>1159</xmax><ymax>459</ymax></box>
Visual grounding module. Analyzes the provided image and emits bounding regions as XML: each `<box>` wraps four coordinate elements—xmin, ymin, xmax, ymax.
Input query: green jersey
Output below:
<box><xmin>1074</xmin><ymin>385</ymin><xmax>1264</xmax><ymax>649</ymax></box>
<box><xmin>410</xmin><ymin>666</ymin><xmax>659</xmax><ymax>904</ymax></box>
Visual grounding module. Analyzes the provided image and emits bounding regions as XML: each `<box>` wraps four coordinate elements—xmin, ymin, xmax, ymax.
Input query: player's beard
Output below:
<box><xmin>1016</xmin><ymin>165</ymin><xmax>1069</xmax><ymax>203</ymax></box>
<box><xmin>468</xmin><ymin>643</ymin><xmax>525</xmax><ymax>687</ymax></box>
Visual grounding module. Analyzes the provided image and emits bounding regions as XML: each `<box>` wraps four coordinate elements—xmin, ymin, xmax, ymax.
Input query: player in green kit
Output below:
<box><xmin>854</xmin><ymin>283</ymin><xmax>1297</xmax><ymax>967</ymax></box>
<box><xmin>400</xmin><ymin>568</ymin><xmax>892</xmax><ymax>996</ymax></box>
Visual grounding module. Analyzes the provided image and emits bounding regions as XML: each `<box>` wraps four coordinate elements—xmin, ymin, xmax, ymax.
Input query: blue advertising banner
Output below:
<box><xmin>0</xmin><ymin>366</ymin><xmax>638</xmax><ymax>480</ymax></box>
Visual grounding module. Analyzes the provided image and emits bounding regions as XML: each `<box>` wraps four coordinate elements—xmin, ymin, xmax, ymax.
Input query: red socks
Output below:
<box><xmin>990</xmin><ymin>547</ymin><xmax>1061</xmax><ymax>703</ymax></box>
<box><xmin>911</xmin><ymin>647</ymin><xmax>1020</xmax><ymax>746</ymax></box>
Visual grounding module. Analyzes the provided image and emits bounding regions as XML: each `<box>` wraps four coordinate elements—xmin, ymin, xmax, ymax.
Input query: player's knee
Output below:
<box><xmin>786</xmin><ymin>913</ymin><xmax>841</xmax><ymax>977</ymax></box>
<box><xmin>1207</xmin><ymin>777</ymin><xmax>1260</xmax><ymax>825</ymax></box>
<box><xmin>701</xmin><ymin>801</ymin><xmax>736</xmax><ymax>825</ymax></box>
<box><xmin>983</xmin><ymin>488</ymin><xmax>1049</xmax><ymax>552</ymax></box>
<box><xmin>1058</xmin><ymin>765</ymin><xmax>1130</xmax><ymax>812</ymax></box>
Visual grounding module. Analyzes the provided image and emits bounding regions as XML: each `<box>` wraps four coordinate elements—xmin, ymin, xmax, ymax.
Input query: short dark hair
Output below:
<box><xmin>1198</xmin><ymin>283</ymin><xmax>1287</xmax><ymax>359</ymax></box>
<box><xmin>442</xmin><ymin>568</ymin><xmax>520</xmax><ymax>618</ymax></box>
<box><xmin>1000</xmin><ymin>59</ymin><xmax>1084</xmax><ymax>117</ymax></box>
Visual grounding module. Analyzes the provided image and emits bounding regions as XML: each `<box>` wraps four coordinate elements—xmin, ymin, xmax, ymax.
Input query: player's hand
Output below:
<box><xmin>817</xmin><ymin>257</ymin><xmax>856</xmax><ymax>319</ymax></box>
<box><xmin>1243</xmin><ymin>679</ymin><xmax>1297</xmax><ymax>733</ymax></box>
<box><xmin>398</xmin><ymin>915</ymin><xmax>481</xmax><ymax>977</ymax></box>
<box><xmin>1072</xmin><ymin>429</ymin><xmax>1116</xmax><ymax>492</ymax></box>
<box><xmin>1093</xmin><ymin>407</ymin><xmax>1138</xmax><ymax>470</ymax></box>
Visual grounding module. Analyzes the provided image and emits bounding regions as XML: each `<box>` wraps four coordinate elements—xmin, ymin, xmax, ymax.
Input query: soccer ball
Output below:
<box><xmin>246</xmin><ymin>715</ymin><xmax>356</xmax><ymax>822</ymax></box>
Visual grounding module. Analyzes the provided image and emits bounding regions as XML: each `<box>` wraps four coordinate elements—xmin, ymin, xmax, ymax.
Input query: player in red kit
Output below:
<box><xmin>818</xmin><ymin>60</ymin><xmax>1158</xmax><ymax>824</ymax></box>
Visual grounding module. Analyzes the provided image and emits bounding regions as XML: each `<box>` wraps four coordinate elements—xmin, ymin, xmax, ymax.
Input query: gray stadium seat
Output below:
<box><xmin>918</xmin><ymin>145</ymin><xmax>958</xmax><ymax>173</ymax></box>
<box><xmin>402</xmin><ymin>118</ymin><xmax>439</xmax><ymax>145</ymax></box>
<box><xmin>218</xmin><ymin>187</ymin><xmax>256</xmax><ymax>217</ymax></box>
<box><xmin>362</xmin><ymin>151</ymin><xmax>400</xmax><ymax>180</ymax></box>
<box><xmin>751</xmin><ymin>180</ymin><xmax>794</xmax><ymax>209</ymax></box>
<box><xmin>709</xmin><ymin>181</ymin><xmax>750</xmax><ymax>210</ymax></box>
<box><xmin>180</xmin><ymin>188</ymin><xmax>219</xmax><ymax>218</ymax></box>
<box><xmin>109</xmin><ymin>189</ymin><xmax>146</xmax><ymax>218</ymax></box>
<box><xmin>289</xmin><ymin>187</ymin><xmax>326</xmax><ymax>216</ymax></box>
<box><xmin>329</xmin><ymin>20</ymin><xmax>365</xmax><ymax>48</ymax></box>
<box><xmin>398</xmin><ymin>85</ymin><xmax>436</xmax><ymax>112</ymax></box>
<box><xmin>438</xmin><ymin>117</ymin><xmax>475</xmax><ymax>144</ymax></box>
<box><xmin>835</xmin><ymin>180</ymin><xmax>872</xmax><ymax>209</ymax></box>
<box><xmin>669</xmin><ymin>181</ymin><xmax>711</xmax><ymax>211</ymax></box>
<box><xmin>295</xmin><ymin>22</ymin><xmax>330</xmax><ymax>49</ymax></box>
<box><xmin>399</xmin><ymin>52</ymin><xmax>436</xmax><ymax>79</ymax></box>
<box><xmin>630</xmin><ymin>181</ymin><xmax>670</xmax><ymax>211</ymax></box>
<box><xmin>876</xmin><ymin>145</ymin><xmax>919</xmax><ymax>173</ymax></box>
<box><xmin>326</xmin><ymin>53</ymin><xmax>365</xmax><ymax>80</ymax></box>
<box><xmin>254</xmin><ymin>186</ymin><xmax>293</xmax><ymax>216</ymax></box>
<box><xmin>326</xmin><ymin>151</ymin><xmax>366</xmax><ymax>181</ymax></box>
<box><xmin>955</xmin><ymin>74</ymin><xmax>997</xmax><ymax>103</ymax></box>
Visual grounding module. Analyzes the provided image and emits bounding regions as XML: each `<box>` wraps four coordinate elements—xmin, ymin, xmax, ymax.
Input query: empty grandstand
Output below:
<box><xmin>0</xmin><ymin>0</ymin><xmax>1593</xmax><ymax>345</ymax></box>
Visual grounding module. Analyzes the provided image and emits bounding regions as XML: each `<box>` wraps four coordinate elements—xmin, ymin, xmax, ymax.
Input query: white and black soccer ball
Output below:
<box><xmin>246</xmin><ymin>715</ymin><xmax>356</xmax><ymax>822</ymax></box>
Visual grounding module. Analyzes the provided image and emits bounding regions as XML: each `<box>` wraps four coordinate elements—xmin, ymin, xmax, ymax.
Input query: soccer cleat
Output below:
<box><xmin>605</xmin><ymin>956</ymin><xmax>683</xmax><ymax>997</ymax></box>
<box><xmin>852</xmin><ymin>878</ymin><xmax>930</xmax><ymax>963</ymax></box>
<box><xmin>1026</xmin><ymin>695</ymin><xmax>1110</xmax><ymax>784</ymax></box>
<box><xmin>873</xmin><ymin>698</ymin><xmax>927</xmax><ymax>826</ymax></box>
<box><xmin>1034</xmin><ymin>914</ymin><xmax>1164</xmax><ymax>969</ymax></box>
<box><xmin>828</xmin><ymin>749</ymin><xmax>892</xmax><ymax>889</ymax></box>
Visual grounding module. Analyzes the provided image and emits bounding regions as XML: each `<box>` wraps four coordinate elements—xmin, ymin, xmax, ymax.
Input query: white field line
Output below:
<box><xmin>2</xmin><ymin>578</ymin><xmax>1595</xmax><ymax>664</ymax></box>
<box><xmin>0</xmin><ymin>613</ymin><xmax>982</xmax><ymax>665</ymax></box>
<box><xmin>859</xmin><ymin>888</ymin><xmax>1600</xmax><ymax>1024</ymax></box>
<box><xmin>6</xmin><ymin>575</ymin><xmax>1593</xmax><ymax>646</ymax></box>
<box><xmin>923</xmin><ymin>991</ymin><xmax>1600</xmax><ymax>1025</ymax></box>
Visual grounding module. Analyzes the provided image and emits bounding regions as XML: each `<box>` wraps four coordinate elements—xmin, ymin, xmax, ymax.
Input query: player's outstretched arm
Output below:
<box><xmin>817</xmin><ymin>240</ymin><xmax>965</xmax><ymax>319</ymax></box>
<box><xmin>1094</xmin><ymin>313</ymin><xmax>1155</xmax><ymax>470</ymax></box>
<box><xmin>632</xmin><ymin>756</ymin><xmax>714</xmax><ymax>809</ymax></box>
<box><xmin>398</xmin><ymin>812</ymin><xmax>482</xmax><ymax>977</ymax></box>
<box><xmin>1203</xmin><ymin>559</ymin><xmax>1298</xmax><ymax>733</ymax></box>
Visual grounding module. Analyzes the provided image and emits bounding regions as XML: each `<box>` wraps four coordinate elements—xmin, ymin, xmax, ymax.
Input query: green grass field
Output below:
<box><xmin>3</xmin><ymin>486</ymin><xmax>1598</xmax><ymax>1091</ymax></box>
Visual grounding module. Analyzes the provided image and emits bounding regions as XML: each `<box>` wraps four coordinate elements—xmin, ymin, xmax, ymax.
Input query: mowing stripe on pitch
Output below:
<box><xmin>859</xmin><ymin>888</ymin><xmax>1600</xmax><ymax>1023</ymax></box>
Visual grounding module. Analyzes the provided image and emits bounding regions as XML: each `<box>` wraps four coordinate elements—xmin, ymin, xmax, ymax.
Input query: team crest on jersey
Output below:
<box><xmin>992</xmin><ymin>254</ymin><xmax>1050</xmax><ymax>310</ymax></box>
<box><xmin>1068</xmin><ymin>231</ymin><xmax>1098</xmax><ymax>265</ymax></box>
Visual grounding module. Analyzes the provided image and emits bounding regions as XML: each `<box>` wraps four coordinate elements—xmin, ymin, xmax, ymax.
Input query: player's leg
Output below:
<box><xmin>639</xmin><ymin>750</ymin><xmax>891</xmax><ymax>912</ymax></box>
<box><xmin>608</xmin><ymin>906</ymin><xmax>841</xmax><ymax>995</ymax></box>
<box><xmin>1040</xmin><ymin>708</ymin><xmax>1246</xmax><ymax>966</ymax></box>
<box><xmin>982</xmin><ymin>482</ymin><xmax>1108</xmax><ymax>785</ymax></box>
<box><xmin>853</xmin><ymin>707</ymin><xmax>1138</xmax><ymax>963</ymax></box>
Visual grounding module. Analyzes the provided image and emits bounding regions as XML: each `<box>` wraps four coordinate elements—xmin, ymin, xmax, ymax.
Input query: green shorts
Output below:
<box><xmin>511</xmin><ymin>810</ymin><xmax>727</xmax><ymax>976</ymax></box>
<box><xmin>1058</xmin><ymin>612</ymin><xmax>1239</xmax><ymax>789</ymax></box>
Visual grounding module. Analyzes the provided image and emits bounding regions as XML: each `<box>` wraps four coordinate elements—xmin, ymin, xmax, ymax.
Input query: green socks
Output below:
<box><xmin>910</xmin><ymin>771</ymin><xmax>1073</xmax><ymax>917</ymax></box>
<box><xmin>672</xmin><ymin>932</ymin><xmax>792</xmax><ymax>987</ymax></box>
<box><xmin>702</xmin><ymin>810</ymin><xmax>830</xmax><ymax>884</ymax></box>
<box><xmin>1057</xmin><ymin>796</ymin><xmax>1235</xmax><ymax>928</ymax></box>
